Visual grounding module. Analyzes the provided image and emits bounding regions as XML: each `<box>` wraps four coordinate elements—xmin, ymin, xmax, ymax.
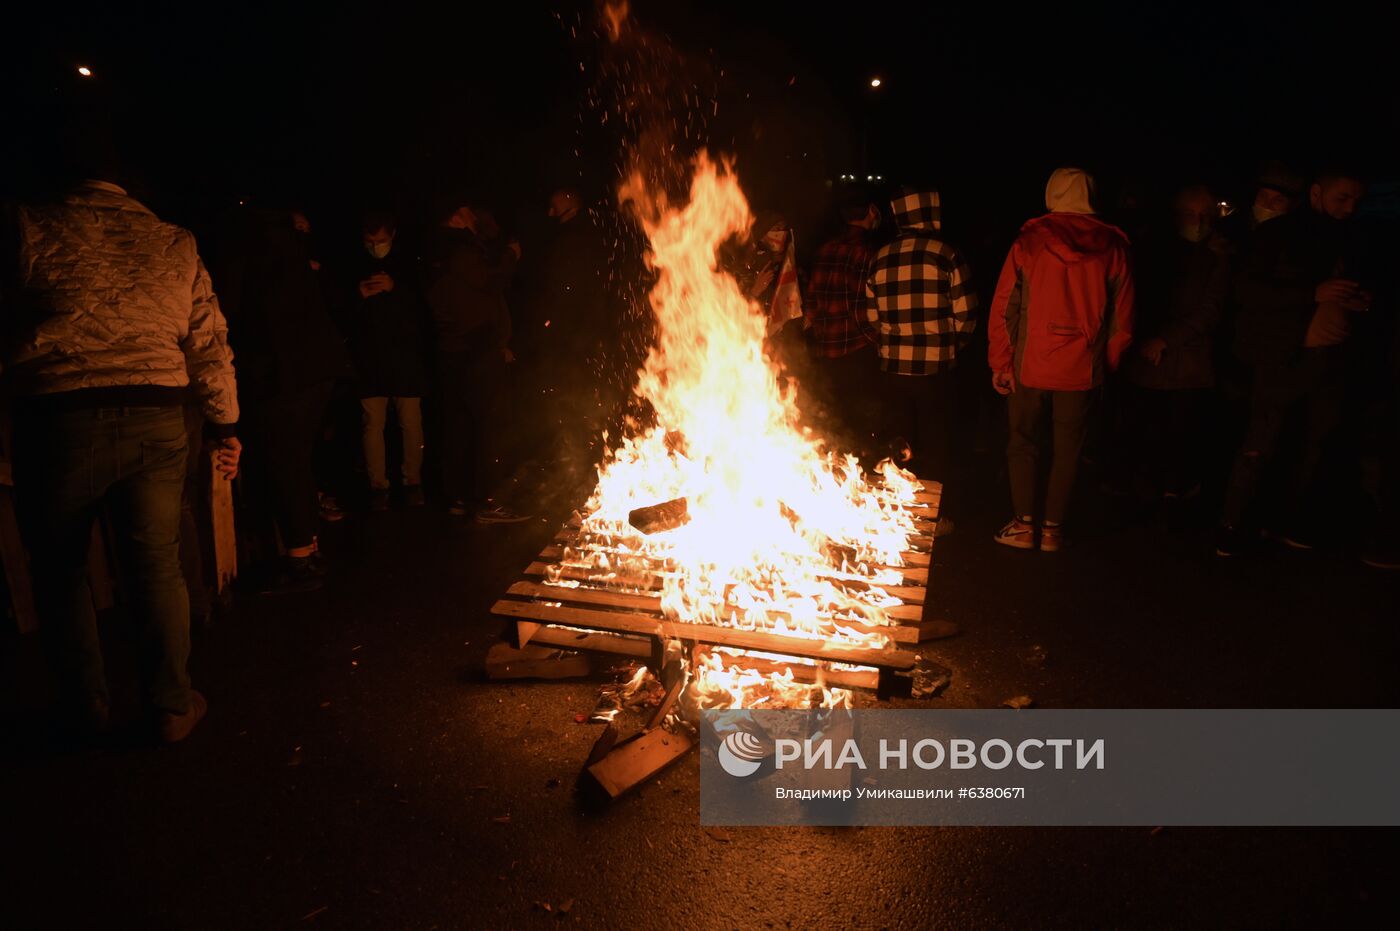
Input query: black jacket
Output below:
<box><xmin>219</xmin><ymin>211</ymin><xmax>351</xmax><ymax>403</ymax></box>
<box><xmin>423</xmin><ymin>226</ymin><xmax>517</xmax><ymax>355</ymax></box>
<box><xmin>338</xmin><ymin>247</ymin><xmax>429</xmax><ymax>398</ymax></box>
<box><xmin>1233</xmin><ymin>209</ymin><xmax>1369</xmax><ymax>368</ymax></box>
<box><xmin>1125</xmin><ymin>232</ymin><xmax>1231</xmax><ymax>390</ymax></box>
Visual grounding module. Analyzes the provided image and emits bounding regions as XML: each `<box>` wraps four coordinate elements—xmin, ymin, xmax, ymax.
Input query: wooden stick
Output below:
<box><xmin>207</xmin><ymin>449</ymin><xmax>237</xmax><ymax>593</ymax></box>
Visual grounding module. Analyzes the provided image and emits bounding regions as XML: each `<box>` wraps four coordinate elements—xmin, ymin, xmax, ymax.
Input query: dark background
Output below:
<box><xmin>5</xmin><ymin>0</ymin><xmax>1397</xmax><ymax>255</ymax></box>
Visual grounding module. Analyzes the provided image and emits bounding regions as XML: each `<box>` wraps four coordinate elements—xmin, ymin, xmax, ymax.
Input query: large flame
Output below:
<box><xmin>558</xmin><ymin>155</ymin><xmax>924</xmax><ymax>710</ymax></box>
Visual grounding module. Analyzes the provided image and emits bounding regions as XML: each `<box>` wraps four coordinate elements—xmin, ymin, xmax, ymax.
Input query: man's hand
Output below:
<box><xmin>507</xmin><ymin>239</ymin><xmax>523</xmax><ymax>259</ymax></box>
<box><xmin>750</xmin><ymin>266</ymin><xmax>776</xmax><ymax>297</ymax></box>
<box><xmin>359</xmin><ymin>273</ymin><xmax>393</xmax><ymax>299</ymax></box>
<box><xmin>1315</xmin><ymin>278</ymin><xmax>1361</xmax><ymax>306</ymax></box>
<box><xmin>212</xmin><ymin>437</ymin><xmax>241</xmax><ymax>480</ymax></box>
<box><xmin>992</xmin><ymin>371</ymin><xmax>1016</xmax><ymax>395</ymax></box>
<box><xmin>1140</xmin><ymin>336</ymin><xmax>1168</xmax><ymax>366</ymax></box>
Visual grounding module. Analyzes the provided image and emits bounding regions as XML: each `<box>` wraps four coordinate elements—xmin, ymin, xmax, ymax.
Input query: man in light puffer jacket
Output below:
<box><xmin>2</xmin><ymin>178</ymin><xmax>240</xmax><ymax>743</ymax></box>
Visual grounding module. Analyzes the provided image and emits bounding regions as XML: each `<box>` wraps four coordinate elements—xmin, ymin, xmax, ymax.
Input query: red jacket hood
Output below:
<box><xmin>1021</xmin><ymin>213</ymin><xmax>1129</xmax><ymax>265</ymax></box>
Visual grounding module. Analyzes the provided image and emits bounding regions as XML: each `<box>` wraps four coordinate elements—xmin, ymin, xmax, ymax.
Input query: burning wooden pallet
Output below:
<box><xmin>489</xmin><ymin>479</ymin><xmax>947</xmax><ymax>701</ymax></box>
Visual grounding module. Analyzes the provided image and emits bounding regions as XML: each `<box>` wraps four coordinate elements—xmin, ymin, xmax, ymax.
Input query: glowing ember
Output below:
<box><xmin>554</xmin><ymin>155</ymin><xmax>927</xmax><ymax>710</ymax></box>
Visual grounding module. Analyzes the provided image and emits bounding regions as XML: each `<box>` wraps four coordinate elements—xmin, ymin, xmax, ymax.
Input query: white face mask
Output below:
<box><xmin>366</xmin><ymin>241</ymin><xmax>391</xmax><ymax>259</ymax></box>
<box><xmin>1252</xmin><ymin>204</ymin><xmax>1285</xmax><ymax>226</ymax></box>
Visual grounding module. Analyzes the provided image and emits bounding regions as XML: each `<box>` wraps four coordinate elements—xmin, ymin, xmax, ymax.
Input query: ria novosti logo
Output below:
<box><xmin>717</xmin><ymin>731</ymin><xmax>767</xmax><ymax>777</ymax></box>
<box><xmin>714</xmin><ymin>731</ymin><xmax>1107</xmax><ymax>778</ymax></box>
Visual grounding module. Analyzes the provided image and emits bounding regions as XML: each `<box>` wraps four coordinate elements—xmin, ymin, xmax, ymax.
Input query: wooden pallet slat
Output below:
<box><xmin>491</xmin><ymin>599</ymin><xmax>917</xmax><ymax>672</ymax></box>
<box><xmin>503</xmin><ymin>580</ymin><xmax>921</xmax><ymax>645</ymax></box>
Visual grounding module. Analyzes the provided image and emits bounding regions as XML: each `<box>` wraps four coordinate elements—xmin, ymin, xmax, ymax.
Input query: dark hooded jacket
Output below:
<box><xmin>988</xmin><ymin>213</ymin><xmax>1135</xmax><ymax>391</ymax></box>
<box><xmin>423</xmin><ymin>225</ymin><xmax>517</xmax><ymax>355</ymax></box>
<box><xmin>1232</xmin><ymin>207</ymin><xmax>1370</xmax><ymax>369</ymax></box>
<box><xmin>338</xmin><ymin>244</ymin><xmax>429</xmax><ymax>398</ymax></box>
<box><xmin>863</xmin><ymin>190</ymin><xmax>977</xmax><ymax>375</ymax></box>
<box><xmin>1124</xmin><ymin>231</ymin><xmax>1230</xmax><ymax>391</ymax></box>
<box><xmin>218</xmin><ymin>210</ymin><xmax>351</xmax><ymax>404</ymax></box>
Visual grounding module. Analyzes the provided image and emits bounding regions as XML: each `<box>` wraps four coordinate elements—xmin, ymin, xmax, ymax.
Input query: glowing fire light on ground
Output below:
<box><xmin>549</xmin><ymin>155</ymin><xmax>926</xmax><ymax>711</ymax></box>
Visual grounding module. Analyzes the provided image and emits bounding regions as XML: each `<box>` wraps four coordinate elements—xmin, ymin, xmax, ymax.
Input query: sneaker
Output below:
<box><xmin>446</xmin><ymin>499</ymin><xmax>469</xmax><ymax>517</ymax></box>
<box><xmin>368</xmin><ymin>488</ymin><xmax>390</xmax><ymax>512</ymax></box>
<box><xmin>159</xmin><ymin>690</ymin><xmax>208</xmax><ymax>744</ymax></box>
<box><xmin>260</xmin><ymin>554</ymin><xmax>325</xmax><ymax>595</ymax></box>
<box><xmin>933</xmin><ymin>516</ymin><xmax>955</xmax><ymax>538</ymax></box>
<box><xmin>475</xmin><ymin>505</ymin><xmax>532</xmax><ymax>524</ymax></box>
<box><xmin>1040</xmin><ymin>522</ymin><xmax>1064</xmax><ymax>552</ymax></box>
<box><xmin>319</xmin><ymin>493</ymin><xmax>346</xmax><ymax>522</ymax></box>
<box><xmin>993</xmin><ymin>517</ymin><xmax>1035</xmax><ymax>550</ymax></box>
<box><xmin>403</xmin><ymin>485</ymin><xmax>426</xmax><ymax>508</ymax></box>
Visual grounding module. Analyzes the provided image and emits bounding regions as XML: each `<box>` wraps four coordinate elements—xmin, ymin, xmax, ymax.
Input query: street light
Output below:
<box><xmin>77</xmin><ymin>65</ymin><xmax>93</xmax><ymax>78</ymax></box>
<box><xmin>869</xmin><ymin>77</ymin><xmax>882</xmax><ymax>88</ymax></box>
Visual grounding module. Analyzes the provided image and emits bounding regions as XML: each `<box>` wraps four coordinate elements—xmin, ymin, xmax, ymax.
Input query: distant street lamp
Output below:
<box><xmin>77</xmin><ymin>65</ymin><xmax>93</xmax><ymax>77</ymax></box>
<box><xmin>869</xmin><ymin>76</ymin><xmax>882</xmax><ymax>88</ymax></box>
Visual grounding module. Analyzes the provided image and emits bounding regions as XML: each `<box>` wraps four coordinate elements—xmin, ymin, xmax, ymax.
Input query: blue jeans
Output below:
<box><xmin>15</xmin><ymin>405</ymin><xmax>192</xmax><ymax>714</ymax></box>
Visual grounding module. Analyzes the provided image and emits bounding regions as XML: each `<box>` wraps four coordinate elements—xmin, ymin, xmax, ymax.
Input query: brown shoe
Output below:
<box><xmin>159</xmin><ymin>690</ymin><xmax>208</xmax><ymax>744</ymax></box>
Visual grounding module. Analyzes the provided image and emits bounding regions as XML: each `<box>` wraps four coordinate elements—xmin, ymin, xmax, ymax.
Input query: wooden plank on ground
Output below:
<box><xmin>528</xmin><ymin>625</ymin><xmax>653</xmax><ymax>658</ymax></box>
<box><xmin>490</xmin><ymin>599</ymin><xmax>917</xmax><ymax>671</ymax></box>
<box><xmin>584</xmin><ymin>727</ymin><xmax>695</xmax><ymax>799</ymax></box>
<box><xmin>207</xmin><ymin>449</ymin><xmax>237</xmax><ymax>593</ymax></box>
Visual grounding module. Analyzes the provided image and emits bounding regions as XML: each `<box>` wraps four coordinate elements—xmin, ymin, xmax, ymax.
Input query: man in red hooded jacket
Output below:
<box><xmin>987</xmin><ymin>167</ymin><xmax>1135</xmax><ymax>551</ymax></box>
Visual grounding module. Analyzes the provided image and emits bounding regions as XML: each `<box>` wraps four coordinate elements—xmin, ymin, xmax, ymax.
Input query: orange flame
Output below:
<box><xmin>602</xmin><ymin>1</ymin><xmax>629</xmax><ymax>42</ymax></box>
<box><xmin>562</xmin><ymin>155</ymin><xmax>924</xmax><ymax>710</ymax></box>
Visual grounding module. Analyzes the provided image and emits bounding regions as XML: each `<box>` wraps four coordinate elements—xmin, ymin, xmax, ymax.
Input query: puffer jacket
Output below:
<box><xmin>3</xmin><ymin>181</ymin><xmax>238</xmax><ymax>426</ymax></box>
<box><xmin>988</xmin><ymin>213</ymin><xmax>1135</xmax><ymax>391</ymax></box>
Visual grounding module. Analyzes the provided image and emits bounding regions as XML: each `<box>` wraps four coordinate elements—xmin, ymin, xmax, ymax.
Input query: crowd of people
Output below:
<box><xmin>801</xmin><ymin>162</ymin><xmax>1392</xmax><ymax>565</ymax></box>
<box><xmin>1</xmin><ymin>144</ymin><xmax>1395</xmax><ymax>744</ymax></box>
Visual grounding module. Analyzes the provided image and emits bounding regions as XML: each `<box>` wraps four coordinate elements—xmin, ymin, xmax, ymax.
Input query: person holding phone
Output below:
<box><xmin>1218</xmin><ymin>168</ymin><xmax>1371</xmax><ymax>555</ymax></box>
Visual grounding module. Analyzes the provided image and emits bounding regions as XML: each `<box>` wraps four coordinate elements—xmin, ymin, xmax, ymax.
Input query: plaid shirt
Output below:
<box><xmin>865</xmin><ymin>190</ymin><xmax>977</xmax><ymax>375</ymax></box>
<box><xmin>804</xmin><ymin>226</ymin><xmax>878</xmax><ymax>358</ymax></box>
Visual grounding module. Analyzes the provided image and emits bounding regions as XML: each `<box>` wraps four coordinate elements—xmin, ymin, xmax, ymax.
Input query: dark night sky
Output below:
<box><xmin>4</xmin><ymin>0</ymin><xmax>1396</xmax><ymax>244</ymax></box>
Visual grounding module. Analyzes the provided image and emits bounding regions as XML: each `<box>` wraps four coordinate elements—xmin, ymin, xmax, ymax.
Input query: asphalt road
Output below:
<box><xmin>3</xmin><ymin>456</ymin><xmax>1398</xmax><ymax>929</ymax></box>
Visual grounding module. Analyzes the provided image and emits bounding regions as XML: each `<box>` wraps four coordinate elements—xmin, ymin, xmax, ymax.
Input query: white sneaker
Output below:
<box><xmin>993</xmin><ymin>517</ymin><xmax>1035</xmax><ymax>550</ymax></box>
